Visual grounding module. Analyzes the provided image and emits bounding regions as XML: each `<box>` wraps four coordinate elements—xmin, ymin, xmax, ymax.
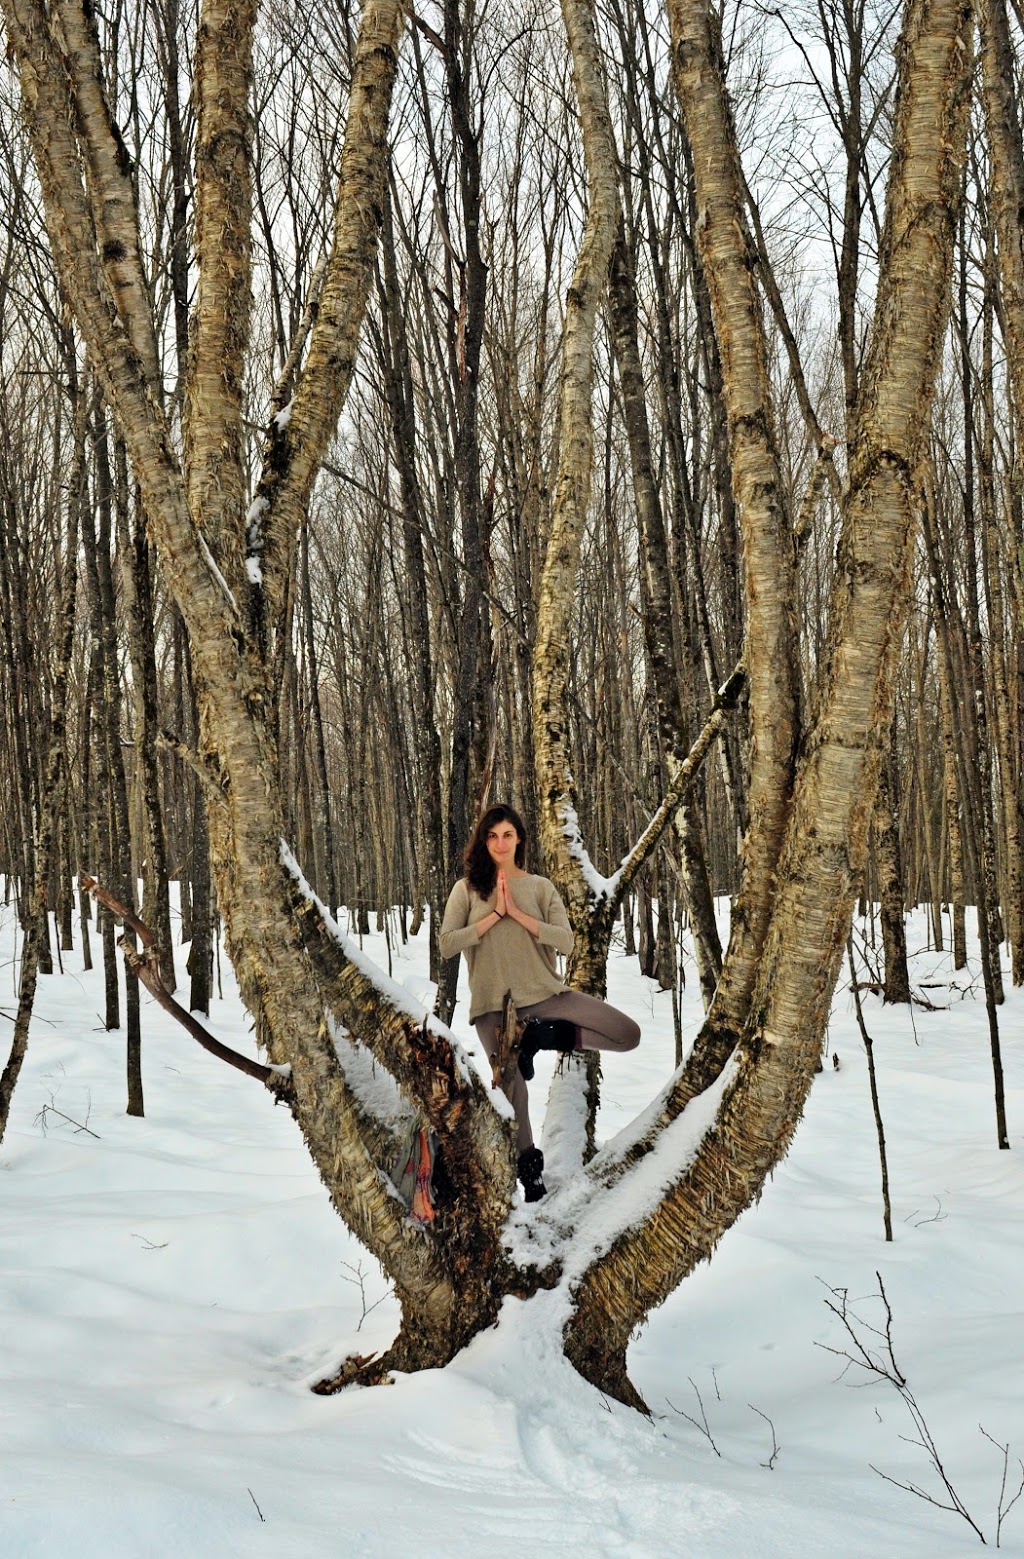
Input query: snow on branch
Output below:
<box><xmin>269</xmin><ymin>252</ymin><xmax>328</xmax><ymax>419</ymax></box>
<box><xmin>609</xmin><ymin>663</ymin><xmax>746</xmax><ymax>909</ymax></box>
<box><xmin>245</xmin><ymin>496</ymin><xmax>268</xmax><ymax>586</ymax></box>
<box><xmin>517</xmin><ymin>1056</ymin><xmax>738</xmax><ymax>1275</ymax></box>
<box><xmin>558</xmin><ymin>664</ymin><xmax>744</xmax><ymax>922</ymax></box>
<box><xmin>326</xmin><ymin>1012</ymin><xmax>418</xmax><ymax>1134</ymax></box>
<box><xmin>557</xmin><ymin>798</ymin><xmax>620</xmax><ymax>902</ymax></box>
<box><xmin>279</xmin><ymin>843</ymin><xmax>481</xmax><ymax>1092</ymax></box>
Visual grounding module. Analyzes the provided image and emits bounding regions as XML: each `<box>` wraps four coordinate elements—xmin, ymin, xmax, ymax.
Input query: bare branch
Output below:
<box><xmin>81</xmin><ymin>876</ymin><xmax>291</xmax><ymax>1094</ymax></box>
<box><xmin>666</xmin><ymin>1379</ymin><xmax>721</xmax><ymax>1457</ymax></box>
<box><xmin>610</xmin><ymin>664</ymin><xmax>746</xmax><ymax>909</ymax></box>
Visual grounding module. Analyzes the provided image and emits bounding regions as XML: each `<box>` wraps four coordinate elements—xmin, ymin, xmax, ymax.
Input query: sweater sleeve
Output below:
<box><xmin>534</xmin><ymin>879</ymin><xmax>574</xmax><ymax>957</ymax></box>
<box><xmin>438</xmin><ymin>880</ymin><xmax>480</xmax><ymax>960</ymax></box>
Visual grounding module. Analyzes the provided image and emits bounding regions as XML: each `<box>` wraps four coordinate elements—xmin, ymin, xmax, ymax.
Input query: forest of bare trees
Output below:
<box><xmin>0</xmin><ymin>0</ymin><xmax>1020</xmax><ymax>1408</ymax></box>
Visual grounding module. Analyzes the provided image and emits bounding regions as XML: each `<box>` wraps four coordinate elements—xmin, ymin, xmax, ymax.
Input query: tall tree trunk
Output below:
<box><xmin>532</xmin><ymin>0</ymin><xmax>621</xmax><ymax>965</ymax></box>
<box><xmin>298</xmin><ymin>520</ymin><xmax>339</xmax><ymax>917</ymax></box>
<box><xmin>88</xmin><ymin>399</ymin><xmax>144</xmax><ymax>1114</ymax></box>
<box><xmin>0</xmin><ymin>389</ymin><xmax>82</xmax><ymax>1141</ymax></box>
<box><xmin>377</xmin><ymin>189</ymin><xmax>445</xmax><ymax>985</ymax></box>
<box><xmin>662</xmin><ymin>0</ymin><xmax>802</xmax><ymax>1094</ymax></box>
<box><xmin>955</xmin><ymin>228</ymin><xmax>1006</xmax><ymax>1006</ymax></box>
<box><xmin>875</xmin><ymin>737</ymin><xmax>911</xmax><ymax>1003</ymax></box>
<box><xmin>116</xmin><ymin>442</ymin><xmax>176</xmax><ymax>992</ymax></box>
<box><xmin>979</xmin><ymin>0</ymin><xmax>1024</xmax><ymax>543</ymax></box>
<box><xmin>562</xmin><ymin>0</ymin><xmax>972</xmax><ymax>1406</ymax></box>
<box><xmin>979</xmin><ymin>251</ymin><xmax>1024</xmax><ymax>984</ymax></box>
<box><xmin>925</xmin><ymin>489</ymin><xmax>970</xmax><ymax>967</ymax></box>
<box><xmin>439</xmin><ymin>0</ymin><xmax>493</xmax><ymax>1020</ymax></box>
<box><xmin>607</xmin><ymin>227</ymin><xmax>723</xmax><ymax>1011</ymax></box>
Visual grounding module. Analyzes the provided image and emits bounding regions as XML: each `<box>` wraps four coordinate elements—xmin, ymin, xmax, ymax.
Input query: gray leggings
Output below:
<box><xmin>474</xmin><ymin>990</ymin><xmax>640</xmax><ymax>1153</ymax></box>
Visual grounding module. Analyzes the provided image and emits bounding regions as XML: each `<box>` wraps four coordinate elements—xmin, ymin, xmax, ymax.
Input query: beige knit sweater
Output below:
<box><xmin>438</xmin><ymin>874</ymin><xmax>574</xmax><ymax>1022</ymax></box>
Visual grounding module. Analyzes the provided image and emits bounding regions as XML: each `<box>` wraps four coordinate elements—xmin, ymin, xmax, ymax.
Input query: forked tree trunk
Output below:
<box><xmin>3</xmin><ymin>0</ymin><xmax>973</xmax><ymax>1408</ymax></box>
<box><xmin>7</xmin><ymin>0</ymin><xmax>558</xmax><ymax>1379</ymax></box>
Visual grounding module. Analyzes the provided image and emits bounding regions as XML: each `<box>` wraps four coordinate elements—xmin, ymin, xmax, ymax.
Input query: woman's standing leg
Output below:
<box><xmin>474</xmin><ymin>1011</ymin><xmax>535</xmax><ymax>1152</ymax></box>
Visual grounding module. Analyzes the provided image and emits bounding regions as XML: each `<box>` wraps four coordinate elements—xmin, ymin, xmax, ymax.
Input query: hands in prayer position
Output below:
<box><xmin>482</xmin><ymin>867</ymin><xmax>540</xmax><ymax>939</ymax></box>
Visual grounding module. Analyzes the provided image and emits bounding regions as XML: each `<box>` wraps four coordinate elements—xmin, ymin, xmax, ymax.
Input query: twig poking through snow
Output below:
<box><xmin>33</xmin><ymin>1103</ymin><xmax>99</xmax><ymax>1138</ymax></box>
<box><xmin>749</xmin><ymin>1404</ymin><xmax>780</xmax><ymax>1470</ymax></box>
<box><xmin>979</xmin><ymin>1427</ymin><xmax>1024</xmax><ymax>1547</ymax></box>
<box><xmin>131</xmin><ymin>1234</ymin><xmax>169</xmax><ymax>1251</ymax></box>
<box><xmin>906</xmin><ymin>1196</ymin><xmax>947</xmax><ymax>1228</ymax></box>
<box><xmin>847</xmin><ymin>935</ymin><xmax>893</xmax><ymax>1241</ymax></box>
<box><xmin>666</xmin><ymin>1378</ymin><xmax>721</xmax><ymax>1457</ymax></box>
<box><xmin>339</xmin><ymin>1260</ymin><xmax>392</xmax><ymax>1333</ymax></box>
<box><xmin>817</xmin><ymin>1273</ymin><xmax>1024</xmax><ymax>1545</ymax></box>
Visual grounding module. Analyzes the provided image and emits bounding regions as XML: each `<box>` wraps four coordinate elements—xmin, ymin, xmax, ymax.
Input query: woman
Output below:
<box><xmin>439</xmin><ymin>803</ymin><xmax>640</xmax><ymax>1202</ymax></box>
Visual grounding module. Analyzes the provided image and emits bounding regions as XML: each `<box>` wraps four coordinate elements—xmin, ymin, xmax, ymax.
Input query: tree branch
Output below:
<box><xmin>50</xmin><ymin>0</ymin><xmax>162</xmax><ymax>387</ymax></box>
<box><xmin>81</xmin><ymin>876</ymin><xmax>291</xmax><ymax>1094</ymax></box>
<box><xmin>156</xmin><ymin>728</ymin><xmax>229</xmax><ymax>807</ymax></box>
<box><xmin>184</xmin><ymin>0</ymin><xmax>258</xmax><ymax>592</ymax></box>
<box><xmin>609</xmin><ymin>664</ymin><xmax>746</xmax><ymax>911</ymax></box>
<box><xmin>245</xmin><ymin>0</ymin><xmax>408</xmax><ymax>645</ymax></box>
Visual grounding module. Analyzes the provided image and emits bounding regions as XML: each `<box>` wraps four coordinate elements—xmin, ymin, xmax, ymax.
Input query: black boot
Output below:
<box><xmin>517</xmin><ymin>1146</ymin><xmax>547</xmax><ymax>1202</ymax></box>
<box><xmin>517</xmin><ymin>1018</ymin><xmax>579</xmax><ymax>1081</ymax></box>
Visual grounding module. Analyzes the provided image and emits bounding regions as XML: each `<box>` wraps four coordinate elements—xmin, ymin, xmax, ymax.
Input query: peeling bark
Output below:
<box><xmin>665</xmin><ymin>0</ymin><xmax>802</xmax><ymax>1084</ymax></box>
<box><xmin>561</xmin><ymin>0</ymin><xmax>972</xmax><ymax>1403</ymax></box>
<box><xmin>1</xmin><ymin>0</ymin><xmax>977</xmax><ymax>1412</ymax></box>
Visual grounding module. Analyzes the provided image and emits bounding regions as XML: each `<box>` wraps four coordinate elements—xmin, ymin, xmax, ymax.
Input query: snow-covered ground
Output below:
<box><xmin>2</xmin><ymin>896</ymin><xmax>1022</xmax><ymax>1557</ymax></box>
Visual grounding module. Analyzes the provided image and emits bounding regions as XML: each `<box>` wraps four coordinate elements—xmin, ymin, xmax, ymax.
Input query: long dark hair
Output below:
<box><xmin>464</xmin><ymin>803</ymin><xmax>527</xmax><ymax>897</ymax></box>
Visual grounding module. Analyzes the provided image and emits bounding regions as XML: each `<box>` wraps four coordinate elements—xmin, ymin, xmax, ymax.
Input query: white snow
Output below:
<box><xmin>326</xmin><ymin>1012</ymin><xmax>415</xmax><ymax>1131</ymax></box>
<box><xmin>2</xmin><ymin>895</ymin><xmax>1024</xmax><ymax>1557</ymax></box>
<box><xmin>530</xmin><ymin>1055</ymin><xmax>741</xmax><ymax>1282</ymax></box>
<box><xmin>279</xmin><ymin>843</ymin><xmax>481</xmax><ymax>1094</ymax></box>
<box><xmin>245</xmin><ymin>495</ymin><xmax>269</xmax><ymax>586</ymax></box>
<box><xmin>557</xmin><ymin>797</ymin><xmax>621</xmax><ymax>901</ymax></box>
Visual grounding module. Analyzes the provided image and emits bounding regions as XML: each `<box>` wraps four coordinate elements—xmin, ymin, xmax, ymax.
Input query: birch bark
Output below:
<box><xmin>979</xmin><ymin>0</ymin><xmax>1024</xmax><ymax>578</ymax></box>
<box><xmin>532</xmin><ymin>0</ymin><xmax>620</xmax><ymax>961</ymax></box>
<box><xmin>2</xmin><ymin>0</ymin><xmax>527</xmax><ymax>1374</ymax></box>
<box><xmin>561</xmin><ymin>0</ymin><xmax>972</xmax><ymax>1406</ymax></box>
<box><xmin>663</xmin><ymin>0</ymin><xmax>802</xmax><ymax>1083</ymax></box>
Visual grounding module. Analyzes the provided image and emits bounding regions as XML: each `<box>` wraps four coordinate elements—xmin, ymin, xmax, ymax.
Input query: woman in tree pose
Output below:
<box><xmin>439</xmin><ymin>803</ymin><xmax>640</xmax><ymax>1201</ymax></box>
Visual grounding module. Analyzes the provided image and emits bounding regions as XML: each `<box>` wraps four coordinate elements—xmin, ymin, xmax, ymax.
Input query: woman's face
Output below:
<box><xmin>485</xmin><ymin>819</ymin><xmax>521</xmax><ymax>870</ymax></box>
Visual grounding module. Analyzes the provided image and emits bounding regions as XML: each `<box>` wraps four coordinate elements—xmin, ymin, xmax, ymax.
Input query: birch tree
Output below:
<box><xmin>0</xmin><ymin>0</ymin><xmax>976</xmax><ymax>1411</ymax></box>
